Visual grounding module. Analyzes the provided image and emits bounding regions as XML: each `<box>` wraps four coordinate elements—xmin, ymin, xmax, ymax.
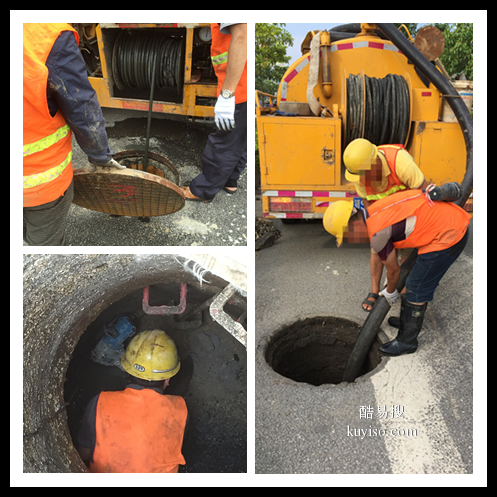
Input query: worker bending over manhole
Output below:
<box><xmin>76</xmin><ymin>329</ymin><xmax>188</xmax><ymax>473</ymax></box>
<box><xmin>323</xmin><ymin>183</ymin><xmax>471</xmax><ymax>356</ymax></box>
<box><xmin>343</xmin><ymin>138</ymin><xmax>429</xmax><ymax>312</ymax></box>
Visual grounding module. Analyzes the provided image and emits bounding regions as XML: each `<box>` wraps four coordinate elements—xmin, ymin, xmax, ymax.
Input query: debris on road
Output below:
<box><xmin>255</xmin><ymin>218</ymin><xmax>281</xmax><ymax>250</ymax></box>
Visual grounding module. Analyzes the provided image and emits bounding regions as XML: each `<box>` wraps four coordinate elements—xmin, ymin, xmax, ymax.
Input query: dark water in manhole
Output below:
<box><xmin>265</xmin><ymin>316</ymin><xmax>382</xmax><ymax>386</ymax></box>
<box><xmin>64</xmin><ymin>282</ymin><xmax>247</xmax><ymax>473</ymax></box>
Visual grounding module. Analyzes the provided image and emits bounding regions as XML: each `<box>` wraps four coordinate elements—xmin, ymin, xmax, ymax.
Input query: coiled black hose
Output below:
<box><xmin>112</xmin><ymin>31</ymin><xmax>184</xmax><ymax>93</ymax></box>
<box><xmin>346</xmin><ymin>74</ymin><xmax>363</xmax><ymax>142</ymax></box>
<box><xmin>345</xmin><ymin>73</ymin><xmax>410</xmax><ymax>148</ymax></box>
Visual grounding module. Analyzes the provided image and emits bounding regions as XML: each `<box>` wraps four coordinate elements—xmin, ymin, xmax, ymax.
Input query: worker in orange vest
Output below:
<box><xmin>77</xmin><ymin>330</ymin><xmax>188</xmax><ymax>473</ymax></box>
<box><xmin>323</xmin><ymin>183</ymin><xmax>470</xmax><ymax>356</ymax></box>
<box><xmin>182</xmin><ymin>23</ymin><xmax>247</xmax><ymax>202</ymax></box>
<box><xmin>343</xmin><ymin>138</ymin><xmax>429</xmax><ymax>312</ymax></box>
<box><xmin>23</xmin><ymin>23</ymin><xmax>122</xmax><ymax>245</ymax></box>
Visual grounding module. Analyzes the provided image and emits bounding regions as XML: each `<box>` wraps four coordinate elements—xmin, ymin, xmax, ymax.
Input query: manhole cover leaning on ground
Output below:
<box><xmin>72</xmin><ymin>150</ymin><xmax>185</xmax><ymax>217</ymax></box>
<box><xmin>264</xmin><ymin>316</ymin><xmax>384</xmax><ymax>386</ymax></box>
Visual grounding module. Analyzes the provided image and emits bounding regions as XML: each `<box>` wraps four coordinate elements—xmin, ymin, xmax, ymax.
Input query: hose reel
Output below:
<box><xmin>344</xmin><ymin>72</ymin><xmax>411</xmax><ymax>148</ymax></box>
<box><xmin>112</xmin><ymin>30</ymin><xmax>185</xmax><ymax>93</ymax></box>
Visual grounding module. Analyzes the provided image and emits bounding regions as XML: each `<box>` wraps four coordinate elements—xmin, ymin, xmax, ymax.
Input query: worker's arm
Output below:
<box><xmin>76</xmin><ymin>394</ymin><xmax>99</xmax><ymax>467</ymax></box>
<box><xmin>383</xmin><ymin>248</ymin><xmax>401</xmax><ymax>293</ymax></box>
<box><xmin>377</xmin><ymin>248</ymin><xmax>401</xmax><ymax>305</ymax></box>
<box><xmin>221</xmin><ymin>23</ymin><xmax>247</xmax><ymax>93</ymax></box>
<box><xmin>45</xmin><ymin>31</ymin><xmax>114</xmax><ymax>165</ymax></box>
<box><xmin>395</xmin><ymin>149</ymin><xmax>427</xmax><ymax>190</ymax></box>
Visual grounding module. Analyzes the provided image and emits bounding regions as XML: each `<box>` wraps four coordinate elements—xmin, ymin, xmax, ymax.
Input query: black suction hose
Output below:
<box><xmin>375</xmin><ymin>23</ymin><xmax>473</xmax><ymax>208</ymax></box>
<box><xmin>343</xmin><ymin>23</ymin><xmax>473</xmax><ymax>383</ymax></box>
<box><xmin>144</xmin><ymin>51</ymin><xmax>158</xmax><ymax>170</ymax></box>
<box><xmin>342</xmin><ymin>248</ymin><xmax>418</xmax><ymax>383</ymax></box>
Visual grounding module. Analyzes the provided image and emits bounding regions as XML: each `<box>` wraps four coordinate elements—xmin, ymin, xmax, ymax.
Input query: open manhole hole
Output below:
<box><xmin>64</xmin><ymin>282</ymin><xmax>247</xmax><ymax>473</ymax></box>
<box><xmin>264</xmin><ymin>316</ymin><xmax>383</xmax><ymax>386</ymax></box>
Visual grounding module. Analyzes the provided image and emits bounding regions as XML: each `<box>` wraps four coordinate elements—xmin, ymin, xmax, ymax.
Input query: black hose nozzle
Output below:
<box><xmin>424</xmin><ymin>182</ymin><xmax>462</xmax><ymax>202</ymax></box>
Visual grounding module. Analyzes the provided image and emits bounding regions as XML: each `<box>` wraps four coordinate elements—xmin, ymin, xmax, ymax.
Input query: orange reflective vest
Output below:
<box><xmin>366</xmin><ymin>189</ymin><xmax>471</xmax><ymax>255</ymax></box>
<box><xmin>364</xmin><ymin>145</ymin><xmax>407</xmax><ymax>202</ymax></box>
<box><xmin>89</xmin><ymin>388</ymin><xmax>188</xmax><ymax>473</ymax></box>
<box><xmin>23</xmin><ymin>23</ymin><xmax>78</xmax><ymax>207</ymax></box>
<box><xmin>210</xmin><ymin>23</ymin><xmax>247</xmax><ymax>103</ymax></box>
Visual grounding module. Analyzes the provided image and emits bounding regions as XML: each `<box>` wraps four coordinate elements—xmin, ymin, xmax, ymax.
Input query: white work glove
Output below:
<box><xmin>89</xmin><ymin>158</ymin><xmax>126</xmax><ymax>172</ymax></box>
<box><xmin>99</xmin><ymin>158</ymin><xmax>126</xmax><ymax>170</ymax></box>
<box><xmin>214</xmin><ymin>94</ymin><xmax>235</xmax><ymax>131</ymax></box>
<box><xmin>379</xmin><ymin>287</ymin><xmax>400</xmax><ymax>306</ymax></box>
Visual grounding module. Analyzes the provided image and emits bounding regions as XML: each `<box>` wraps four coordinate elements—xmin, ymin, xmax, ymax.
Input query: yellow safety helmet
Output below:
<box><xmin>343</xmin><ymin>138</ymin><xmax>378</xmax><ymax>183</ymax></box>
<box><xmin>121</xmin><ymin>329</ymin><xmax>180</xmax><ymax>381</ymax></box>
<box><xmin>323</xmin><ymin>201</ymin><xmax>354</xmax><ymax>247</ymax></box>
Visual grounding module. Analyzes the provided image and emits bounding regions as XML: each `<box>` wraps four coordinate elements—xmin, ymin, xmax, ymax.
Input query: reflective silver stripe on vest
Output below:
<box><xmin>366</xmin><ymin>184</ymin><xmax>407</xmax><ymax>201</ymax></box>
<box><xmin>211</xmin><ymin>51</ymin><xmax>228</xmax><ymax>66</ymax></box>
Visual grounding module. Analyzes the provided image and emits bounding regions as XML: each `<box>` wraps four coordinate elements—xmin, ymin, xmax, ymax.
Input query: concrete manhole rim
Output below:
<box><xmin>257</xmin><ymin>313</ymin><xmax>390</xmax><ymax>389</ymax></box>
<box><xmin>23</xmin><ymin>255</ymin><xmax>245</xmax><ymax>473</ymax></box>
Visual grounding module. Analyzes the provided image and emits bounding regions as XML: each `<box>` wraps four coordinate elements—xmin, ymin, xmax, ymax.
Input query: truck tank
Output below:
<box><xmin>256</xmin><ymin>23</ymin><xmax>472</xmax><ymax>222</ymax></box>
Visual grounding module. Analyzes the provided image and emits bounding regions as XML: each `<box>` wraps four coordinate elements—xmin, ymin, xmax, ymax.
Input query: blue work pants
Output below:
<box><xmin>190</xmin><ymin>102</ymin><xmax>247</xmax><ymax>200</ymax></box>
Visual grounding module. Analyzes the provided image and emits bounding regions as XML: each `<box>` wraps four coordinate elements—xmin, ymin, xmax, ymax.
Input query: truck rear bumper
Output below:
<box><xmin>262</xmin><ymin>190</ymin><xmax>363</xmax><ymax>219</ymax></box>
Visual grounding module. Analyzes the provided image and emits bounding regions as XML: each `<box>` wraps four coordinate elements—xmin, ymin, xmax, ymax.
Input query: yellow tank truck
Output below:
<box><xmin>256</xmin><ymin>23</ymin><xmax>473</xmax><ymax>222</ymax></box>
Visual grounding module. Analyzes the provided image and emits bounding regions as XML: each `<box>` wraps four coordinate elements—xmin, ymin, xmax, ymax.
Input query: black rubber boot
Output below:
<box><xmin>380</xmin><ymin>296</ymin><xmax>428</xmax><ymax>356</ymax></box>
<box><xmin>388</xmin><ymin>316</ymin><xmax>400</xmax><ymax>328</ymax></box>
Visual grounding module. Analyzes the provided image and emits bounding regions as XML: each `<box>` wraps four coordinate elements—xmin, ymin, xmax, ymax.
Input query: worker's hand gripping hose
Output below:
<box><xmin>379</xmin><ymin>287</ymin><xmax>400</xmax><ymax>306</ymax></box>
<box><xmin>343</xmin><ymin>248</ymin><xmax>418</xmax><ymax>383</ymax></box>
<box><xmin>424</xmin><ymin>182</ymin><xmax>462</xmax><ymax>203</ymax></box>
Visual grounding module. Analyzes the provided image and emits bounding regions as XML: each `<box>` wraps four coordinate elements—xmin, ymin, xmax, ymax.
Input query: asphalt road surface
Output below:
<box><xmin>66</xmin><ymin>108</ymin><xmax>247</xmax><ymax>246</ymax></box>
<box><xmin>255</xmin><ymin>216</ymin><xmax>477</xmax><ymax>477</ymax></box>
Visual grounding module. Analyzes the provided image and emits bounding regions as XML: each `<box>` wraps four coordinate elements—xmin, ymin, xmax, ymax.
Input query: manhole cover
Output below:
<box><xmin>72</xmin><ymin>150</ymin><xmax>185</xmax><ymax>217</ymax></box>
<box><xmin>264</xmin><ymin>316</ymin><xmax>383</xmax><ymax>386</ymax></box>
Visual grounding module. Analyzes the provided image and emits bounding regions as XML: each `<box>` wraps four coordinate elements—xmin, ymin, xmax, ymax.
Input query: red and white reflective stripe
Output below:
<box><xmin>281</xmin><ymin>55</ymin><xmax>310</xmax><ymax>102</ymax></box>
<box><xmin>263</xmin><ymin>212</ymin><xmax>324</xmax><ymax>219</ymax></box>
<box><xmin>331</xmin><ymin>40</ymin><xmax>403</xmax><ymax>54</ymax></box>
<box><xmin>117</xmin><ymin>23</ymin><xmax>179</xmax><ymax>28</ymax></box>
<box><xmin>281</xmin><ymin>41</ymin><xmax>402</xmax><ymax>101</ymax></box>
<box><xmin>263</xmin><ymin>190</ymin><xmax>354</xmax><ymax>198</ymax></box>
<box><xmin>264</xmin><ymin>191</ymin><xmax>362</xmax><ymax>216</ymax></box>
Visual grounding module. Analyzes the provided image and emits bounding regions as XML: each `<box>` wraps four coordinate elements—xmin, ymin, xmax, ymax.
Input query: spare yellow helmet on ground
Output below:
<box><xmin>323</xmin><ymin>201</ymin><xmax>354</xmax><ymax>247</ymax></box>
<box><xmin>343</xmin><ymin>138</ymin><xmax>378</xmax><ymax>183</ymax></box>
<box><xmin>121</xmin><ymin>329</ymin><xmax>181</xmax><ymax>381</ymax></box>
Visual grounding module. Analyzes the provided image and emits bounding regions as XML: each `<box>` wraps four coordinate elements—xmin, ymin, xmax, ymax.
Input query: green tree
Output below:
<box><xmin>255</xmin><ymin>23</ymin><xmax>293</xmax><ymax>95</ymax></box>
<box><xmin>439</xmin><ymin>23</ymin><xmax>473</xmax><ymax>80</ymax></box>
<box><xmin>395</xmin><ymin>23</ymin><xmax>473</xmax><ymax>80</ymax></box>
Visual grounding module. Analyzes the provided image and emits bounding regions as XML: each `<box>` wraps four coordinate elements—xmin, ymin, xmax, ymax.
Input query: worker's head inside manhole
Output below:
<box><xmin>264</xmin><ymin>316</ymin><xmax>383</xmax><ymax>386</ymax></box>
<box><xmin>64</xmin><ymin>282</ymin><xmax>247</xmax><ymax>473</ymax></box>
